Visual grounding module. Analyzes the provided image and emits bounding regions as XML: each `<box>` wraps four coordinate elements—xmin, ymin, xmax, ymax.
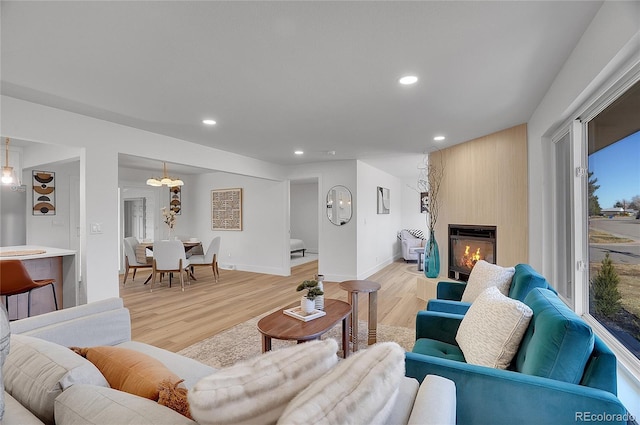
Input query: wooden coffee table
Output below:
<box><xmin>257</xmin><ymin>299</ymin><xmax>352</xmax><ymax>358</ymax></box>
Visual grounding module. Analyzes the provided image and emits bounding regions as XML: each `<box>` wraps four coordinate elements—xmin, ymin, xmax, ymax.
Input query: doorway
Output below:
<box><xmin>119</xmin><ymin>186</ymin><xmax>157</xmax><ymax>272</ymax></box>
<box><xmin>124</xmin><ymin>198</ymin><xmax>147</xmax><ymax>240</ymax></box>
<box><xmin>290</xmin><ymin>179</ymin><xmax>320</xmax><ymax>268</ymax></box>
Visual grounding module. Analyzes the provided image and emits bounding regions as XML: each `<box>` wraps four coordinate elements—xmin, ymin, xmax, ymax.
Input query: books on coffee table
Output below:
<box><xmin>283</xmin><ymin>306</ymin><xmax>327</xmax><ymax>322</ymax></box>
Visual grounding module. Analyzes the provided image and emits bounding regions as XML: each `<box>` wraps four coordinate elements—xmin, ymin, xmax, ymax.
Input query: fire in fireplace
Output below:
<box><xmin>448</xmin><ymin>225</ymin><xmax>497</xmax><ymax>281</ymax></box>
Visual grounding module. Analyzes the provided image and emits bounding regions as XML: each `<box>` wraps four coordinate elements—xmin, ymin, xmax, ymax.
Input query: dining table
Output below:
<box><xmin>135</xmin><ymin>240</ymin><xmax>203</xmax><ymax>281</ymax></box>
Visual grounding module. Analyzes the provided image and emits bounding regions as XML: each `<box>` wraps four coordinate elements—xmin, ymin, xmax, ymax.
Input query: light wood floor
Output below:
<box><xmin>119</xmin><ymin>260</ymin><xmax>425</xmax><ymax>352</ymax></box>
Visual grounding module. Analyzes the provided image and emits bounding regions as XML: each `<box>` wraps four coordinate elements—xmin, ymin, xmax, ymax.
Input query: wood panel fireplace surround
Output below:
<box><xmin>448</xmin><ymin>224</ymin><xmax>497</xmax><ymax>282</ymax></box>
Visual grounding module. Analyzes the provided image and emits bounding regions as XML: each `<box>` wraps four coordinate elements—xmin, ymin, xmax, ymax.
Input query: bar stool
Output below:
<box><xmin>339</xmin><ymin>279</ymin><xmax>381</xmax><ymax>352</ymax></box>
<box><xmin>0</xmin><ymin>260</ymin><xmax>58</xmax><ymax>318</ymax></box>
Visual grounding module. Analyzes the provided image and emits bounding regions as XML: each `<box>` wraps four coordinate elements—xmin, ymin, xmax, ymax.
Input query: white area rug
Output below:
<box><xmin>178</xmin><ymin>313</ymin><xmax>415</xmax><ymax>368</ymax></box>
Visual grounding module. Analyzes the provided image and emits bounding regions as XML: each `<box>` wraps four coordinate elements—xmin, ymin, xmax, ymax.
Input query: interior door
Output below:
<box><xmin>124</xmin><ymin>198</ymin><xmax>146</xmax><ymax>240</ymax></box>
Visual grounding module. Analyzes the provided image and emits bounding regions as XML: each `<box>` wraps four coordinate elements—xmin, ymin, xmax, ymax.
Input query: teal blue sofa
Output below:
<box><xmin>406</xmin><ymin>287</ymin><xmax>629</xmax><ymax>424</ymax></box>
<box><xmin>426</xmin><ymin>263</ymin><xmax>555</xmax><ymax>315</ymax></box>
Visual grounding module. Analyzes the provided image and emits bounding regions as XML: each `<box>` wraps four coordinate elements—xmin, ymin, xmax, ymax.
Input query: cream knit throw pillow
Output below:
<box><xmin>456</xmin><ymin>286</ymin><xmax>533</xmax><ymax>369</ymax></box>
<box><xmin>188</xmin><ymin>338</ymin><xmax>338</xmax><ymax>425</ymax></box>
<box><xmin>277</xmin><ymin>342</ymin><xmax>405</xmax><ymax>425</ymax></box>
<box><xmin>461</xmin><ymin>260</ymin><xmax>516</xmax><ymax>303</ymax></box>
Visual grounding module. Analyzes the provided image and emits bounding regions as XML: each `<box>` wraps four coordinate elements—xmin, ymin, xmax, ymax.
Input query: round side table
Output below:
<box><xmin>339</xmin><ymin>279</ymin><xmax>381</xmax><ymax>352</ymax></box>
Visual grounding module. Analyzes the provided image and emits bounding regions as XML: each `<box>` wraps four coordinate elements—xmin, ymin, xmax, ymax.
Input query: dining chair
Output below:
<box><xmin>0</xmin><ymin>259</ymin><xmax>58</xmax><ymax>318</ymax></box>
<box><xmin>123</xmin><ymin>237</ymin><xmax>153</xmax><ymax>285</ymax></box>
<box><xmin>189</xmin><ymin>237</ymin><xmax>221</xmax><ymax>282</ymax></box>
<box><xmin>151</xmin><ymin>240</ymin><xmax>191</xmax><ymax>292</ymax></box>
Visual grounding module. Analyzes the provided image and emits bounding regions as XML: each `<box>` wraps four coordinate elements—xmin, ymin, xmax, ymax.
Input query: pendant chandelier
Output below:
<box><xmin>2</xmin><ymin>137</ymin><xmax>19</xmax><ymax>185</ymax></box>
<box><xmin>146</xmin><ymin>162</ymin><xmax>184</xmax><ymax>187</ymax></box>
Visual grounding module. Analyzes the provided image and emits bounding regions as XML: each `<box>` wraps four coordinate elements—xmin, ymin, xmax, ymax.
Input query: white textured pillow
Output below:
<box><xmin>55</xmin><ymin>384</ymin><xmax>195</xmax><ymax>425</ymax></box>
<box><xmin>277</xmin><ymin>342</ymin><xmax>405</xmax><ymax>425</ymax></box>
<box><xmin>3</xmin><ymin>334</ymin><xmax>109</xmax><ymax>425</ymax></box>
<box><xmin>461</xmin><ymin>260</ymin><xmax>516</xmax><ymax>303</ymax></box>
<box><xmin>188</xmin><ymin>338</ymin><xmax>338</xmax><ymax>425</ymax></box>
<box><xmin>456</xmin><ymin>286</ymin><xmax>533</xmax><ymax>369</ymax></box>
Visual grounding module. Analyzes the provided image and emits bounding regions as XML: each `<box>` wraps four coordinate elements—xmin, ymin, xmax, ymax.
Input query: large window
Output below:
<box><xmin>586</xmin><ymin>80</ymin><xmax>640</xmax><ymax>360</ymax></box>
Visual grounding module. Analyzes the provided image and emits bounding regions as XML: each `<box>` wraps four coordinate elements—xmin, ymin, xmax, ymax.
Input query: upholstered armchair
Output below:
<box><xmin>406</xmin><ymin>288</ymin><xmax>628</xmax><ymax>424</ymax></box>
<box><xmin>399</xmin><ymin>229</ymin><xmax>425</xmax><ymax>261</ymax></box>
<box><xmin>426</xmin><ymin>263</ymin><xmax>555</xmax><ymax>315</ymax></box>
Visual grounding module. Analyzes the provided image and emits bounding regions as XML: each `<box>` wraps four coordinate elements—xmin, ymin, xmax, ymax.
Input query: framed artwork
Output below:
<box><xmin>170</xmin><ymin>186</ymin><xmax>182</xmax><ymax>215</ymax></box>
<box><xmin>377</xmin><ymin>186</ymin><xmax>390</xmax><ymax>214</ymax></box>
<box><xmin>211</xmin><ymin>188</ymin><xmax>243</xmax><ymax>230</ymax></box>
<box><xmin>420</xmin><ymin>191</ymin><xmax>429</xmax><ymax>213</ymax></box>
<box><xmin>32</xmin><ymin>170</ymin><xmax>56</xmax><ymax>215</ymax></box>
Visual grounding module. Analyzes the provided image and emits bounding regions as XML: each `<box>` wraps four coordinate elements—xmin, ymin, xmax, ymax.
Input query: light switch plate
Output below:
<box><xmin>90</xmin><ymin>223</ymin><xmax>103</xmax><ymax>234</ymax></box>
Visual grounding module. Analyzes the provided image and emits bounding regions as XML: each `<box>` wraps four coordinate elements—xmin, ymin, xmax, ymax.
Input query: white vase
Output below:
<box><xmin>315</xmin><ymin>281</ymin><xmax>325</xmax><ymax>311</ymax></box>
<box><xmin>301</xmin><ymin>296</ymin><xmax>315</xmax><ymax>314</ymax></box>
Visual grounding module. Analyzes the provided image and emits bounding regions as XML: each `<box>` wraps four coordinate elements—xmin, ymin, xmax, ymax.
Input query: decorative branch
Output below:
<box><xmin>418</xmin><ymin>152</ymin><xmax>444</xmax><ymax>232</ymax></box>
<box><xmin>161</xmin><ymin>206</ymin><xmax>177</xmax><ymax>229</ymax></box>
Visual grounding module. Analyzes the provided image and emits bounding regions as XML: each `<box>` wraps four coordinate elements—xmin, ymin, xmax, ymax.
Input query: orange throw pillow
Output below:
<box><xmin>71</xmin><ymin>346</ymin><xmax>181</xmax><ymax>401</ymax></box>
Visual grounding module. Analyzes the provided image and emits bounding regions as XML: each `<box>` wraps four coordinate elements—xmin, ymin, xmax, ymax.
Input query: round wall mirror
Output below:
<box><xmin>326</xmin><ymin>185</ymin><xmax>352</xmax><ymax>226</ymax></box>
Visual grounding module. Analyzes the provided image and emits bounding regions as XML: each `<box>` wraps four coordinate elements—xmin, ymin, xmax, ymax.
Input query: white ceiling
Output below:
<box><xmin>1</xmin><ymin>1</ymin><xmax>603</xmax><ymax>178</ymax></box>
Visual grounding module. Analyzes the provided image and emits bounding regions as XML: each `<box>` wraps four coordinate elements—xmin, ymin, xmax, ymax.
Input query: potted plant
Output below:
<box><xmin>296</xmin><ymin>280</ymin><xmax>324</xmax><ymax>313</ymax></box>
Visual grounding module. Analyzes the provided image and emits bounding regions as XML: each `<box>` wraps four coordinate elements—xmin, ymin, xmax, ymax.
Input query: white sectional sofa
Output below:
<box><xmin>1</xmin><ymin>298</ymin><xmax>456</xmax><ymax>424</ymax></box>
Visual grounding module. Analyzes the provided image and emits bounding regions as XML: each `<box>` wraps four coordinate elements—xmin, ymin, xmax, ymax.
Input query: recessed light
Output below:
<box><xmin>399</xmin><ymin>75</ymin><xmax>418</xmax><ymax>85</ymax></box>
<box><xmin>294</xmin><ymin>150</ymin><xmax>304</xmax><ymax>155</ymax></box>
<box><xmin>202</xmin><ymin>119</ymin><xmax>217</xmax><ymax>125</ymax></box>
<box><xmin>434</xmin><ymin>136</ymin><xmax>446</xmax><ymax>141</ymax></box>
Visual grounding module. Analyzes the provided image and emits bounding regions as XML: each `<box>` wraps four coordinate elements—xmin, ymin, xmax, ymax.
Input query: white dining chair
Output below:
<box><xmin>123</xmin><ymin>237</ymin><xmax>152</xmax><ymax>285</ymax></box>
<box><xmin>151</xmin><ymin>240</ymin><xmax>191</xmax><ymax>292</ymax></box>
<box><xmin>189</xmin><ymin>237</ymin><xmax>220</xmax><ymax>282</ymax></box>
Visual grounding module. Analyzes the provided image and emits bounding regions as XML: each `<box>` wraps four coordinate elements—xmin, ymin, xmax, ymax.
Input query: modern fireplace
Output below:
<box><xmin>448</xmin><ymin>224</ymin><xmax>497</xmax><ymax>281</ymax></box>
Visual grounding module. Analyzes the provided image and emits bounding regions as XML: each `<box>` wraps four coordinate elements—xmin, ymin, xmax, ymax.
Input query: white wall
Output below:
<box><xmin>24</xmin><ymin>160</ymin><xmax>79</xmax><ymax>249</ymax></box>
<box><xmin>527</xmin><ymin>1</ymin><xmax>640</xmax><ymax>418</ymax></box>
<box><xmin>356</xmin><ymin>161</ymin><xmax>402</xmax><ymax>279</ymax></box>
<box><xmin>401</xmin><ymin>177</ymin><xmax>428</xmax><ymax>233</ymax></box>
<box><xmin>290</xmin><ymin>182</ymin><xmax>319</xmax><ymax>253</ymax></box>
<box><xmin>191</xmin><ymin>172</ymin><xmax>289</xmax><ymax>276</ymax></box>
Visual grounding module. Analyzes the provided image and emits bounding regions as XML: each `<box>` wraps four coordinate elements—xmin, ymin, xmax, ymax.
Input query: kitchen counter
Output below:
<box><xmin>0</xmin><ymin>245</ymin><xmax>76</xmax><ymax>260</ymax></box>
<box><xmin>1</xmin><ymin>245</ymin><xmax>77</xmax><ymax>319</ymax></box>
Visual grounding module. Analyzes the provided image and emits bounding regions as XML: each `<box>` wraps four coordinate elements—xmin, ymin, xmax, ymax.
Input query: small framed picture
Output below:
<box><xmin>421</xmin><ymin>191</ymin><xmax>429</xmax><ymax>213</ymax></box>
<box><xmin>170</xmin><ymin>186</ymin><xmax>182</xmax><ymax>215</ymax></box>
<box><xmin>377</xmin><ymin>186</ymin><xmax>390</xmax><ymax>214</ymax></box>
<box><xmin>211</xmin><ymin>188</ymin><xmax>243</xmax><ymax>230</ymax></box>
<box><xmin>32</xmin><ymin>171</ymin><xmax>56</xmax><ymax>215</ymax></box>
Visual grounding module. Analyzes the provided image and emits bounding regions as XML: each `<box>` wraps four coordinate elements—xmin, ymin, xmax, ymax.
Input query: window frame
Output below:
<box><xmin>552</xmin><ymin>61</ymin><xmax>640</xmax><ymax>379</ymax></box>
